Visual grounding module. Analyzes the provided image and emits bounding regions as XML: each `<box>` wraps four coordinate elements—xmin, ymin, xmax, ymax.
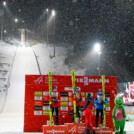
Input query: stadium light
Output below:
<box><xmin>46</xmin><ymin>9</ymin><xmax>49</xmax><ymax>12</ymax></box>
<box><xmin>4</xmin><ymin>30</ymin><xmax>7</xmax><ymax>33</ymax></box>
<box><xmin>14</xmin><ymin>18</ymin><xmax>18</xmax><ymax>23</ymax></box>
<box><xmin>94</xmin><ymin>43</ymin><xmax>101</xmax><ymax>53</ymax></box>
<box><xmin>93</xmin><ymin>43</ymin><xmax>102</xmax><ymax>75</ymax></box>
<box><xmin>3</xmin><ymin>1</ymin><xmax>6</xmax><ymax>6</ymax></box>
<box><xmin>52</xmin><ymin>10</ymin><xmax>55</xmax><ymax>16</ymax></box>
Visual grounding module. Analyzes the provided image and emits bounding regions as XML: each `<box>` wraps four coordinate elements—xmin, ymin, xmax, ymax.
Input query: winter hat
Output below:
<box><xmin>98</xmin><ymin>89</ymin><xmax>102</xmax><ymax>92</ymax></box>
<box><xmin>75</xmin><ymin>86</ymin><xmax>80</xmax><ymax>90</ymax></box>
<box><xmin>53</xmin><ymin>86</ymin><xmax>57</xmax><ymax>89</ymax></box>
<box><xmin>87</xmin><ymin>93</ymin><xmax>92</xmax><ymax>101</ymax></box>
<box><xmin>87</xmin><ymin>93</ymin><xmax>91</xmax><ymax>97</ymax></box>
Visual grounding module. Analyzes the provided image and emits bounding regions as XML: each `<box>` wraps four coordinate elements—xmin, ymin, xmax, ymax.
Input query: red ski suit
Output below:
<box><xmin>84</xmin><ymin>103</ymin><xmax>94</xmax><ymax>130</ymax></box>
<box><xmin>71</xmin><ymin>91</ymin><xmax>82</xmax><ymax>106</ymax></box>
<box><xmin>81</xmin><ymin>96</ymin><xmax>94</xmax><ymax>131</ymax></box>
<box><xmin>47</xmin><ymin>92</ymin><xmax>61</xmax><ymax>107</ymax></box>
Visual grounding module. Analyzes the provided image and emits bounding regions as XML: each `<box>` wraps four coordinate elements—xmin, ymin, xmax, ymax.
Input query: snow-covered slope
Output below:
<box><xmin>0</xmin><ymin>41</ymin><xmax>16</xmax><ymax>112</ymax></box>
<box><xmin>0</xmin><ymin>46</ymin><xmax>39</xmax><ymax>132</ymax></box>
<box><xmin>2</xmin><ymin>47</ymin><xmax>39</xmax><ymax>115</ymax></box>
<box><xmin>33</xmin><ymin>43</ymin><xmax>85</xmax><ymax>75</ymax></box>
<box><xmin>0</xmin><ymin>42</ymin><xmax>133</xmax><ymax>133</ymax></box>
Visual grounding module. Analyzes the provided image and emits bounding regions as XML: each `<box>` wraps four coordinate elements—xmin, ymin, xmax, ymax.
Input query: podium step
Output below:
<box><xmin>43</xmin><ymin>123</ymin><xmax>113</xmax><ymax>134</ymax></box>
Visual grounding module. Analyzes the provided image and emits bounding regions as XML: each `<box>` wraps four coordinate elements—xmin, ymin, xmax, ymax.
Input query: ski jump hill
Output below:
<box><xmin>0</xmin><ymin>47</ymin><xmax>39</xmax><ymax>132</ymax></box>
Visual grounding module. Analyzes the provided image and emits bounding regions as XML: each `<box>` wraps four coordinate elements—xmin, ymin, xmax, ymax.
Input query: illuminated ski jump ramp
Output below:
<box><xmin>0</xmin><ymin>47</ymin><xmax>39</xmax><ymax>132</ymax></box>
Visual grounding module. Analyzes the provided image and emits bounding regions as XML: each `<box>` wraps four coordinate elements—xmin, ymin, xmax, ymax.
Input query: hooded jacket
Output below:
<box><xmin>94</xmin><ymin>92</ymin><xmax>108</xmax><ymax>109</ymax></box>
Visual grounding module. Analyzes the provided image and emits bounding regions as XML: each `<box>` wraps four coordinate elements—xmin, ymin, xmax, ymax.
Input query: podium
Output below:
<box><xmin>43</xmin><ymin>125</ymin><xmax>67</xmax><ymax>134</ymax></box>
<box><xmin>95</xmin><ymin>127</ymin><xmax>113</xmax><ymax>134</ymax></box>
<box><xmin>43</xmin><ymin>123</ymin><xmax>113</xmax><ymax>134</ymax></box>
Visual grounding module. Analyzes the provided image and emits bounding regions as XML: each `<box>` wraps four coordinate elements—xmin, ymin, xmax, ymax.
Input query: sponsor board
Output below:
<box><xmin>95</xmin><ymin>128</ymin><xmax>113</xmax><ymax>134</ymax></box>
<box><xmin>107</xmin><ymin>97</ymin><xmax>110</xmax><ymax>101</ymax></box>
<box><xmin>34</xmin><ymin>111</ymin><xmax>42</xmax><ymax>115</ymax></box>
<box><xmin>105</xmin><ymin>102</ymin><xmax>110</xmax><ymax>106</ymax></box>
<box><xmin>34</xmin><ymin>96</ymin><xmax>42</xmax><ymax>100</ymax></box>
<box><xmin>65</xmin><ymin>87</ymin><xmax>72</xmax><ymax>91</ymax></box>
<box><xmin>69</xmin><ymin>97</ymin><xmax>72</xmax><ymax>101</ymax></box>
<box><xmin>34</xmin><ymin>106</ymin><xmax>42</xmax><ymax>110</ymax></box>
<box><xmin>43</xmin><ymin>106</ymin><xmax>50</xmax><ymax>111</ymax></box>
<box><xmin>35</xmin><ymin>91</ymin><xmax>42</xmax><ymax>96</ymax></box>
<box><xmin>43</xmin><ymin>111</ymin><xmax>50</xmax><ymax>115</ymax></box>
<box><xmin>61</xmin><ymin>97</ymin><xmax>68</xmax><ymax>101</ymax></box>
<box><xmin>106</xmin><ymin>107</ymin><xmax>110</xmax><ymax>111</ymax></box>
<box><xmin>82</xmin><ymin>97</ymin><xmax>85</xmax><ymax>101</ymax></box>
<box><xmin>34</xmin><ymin>101</ymin><xmax>42</xmax><ymax>106</ymax></box>
<box><xmin>69</xmin><ymin>102</ymin><xmax>72</xmax><ymax>106</ymax></box>
<box><xmin>60</xmin><ymin>107</ymin><xmax>68</xmax><ymax>111</ymax></box>
<box><xmin>65</xmin><ymin>123</ymin><xmax>85</xmax><ymax>134</ymax></box>
<box><xmin>43</xmin><ymin>101</ymin><xmax>49</xmax><ymax>105</ymax></box>
<box><xmin>75</xmin><ymin>78</ymin><xmax>110</xmax><ymax>84</ymax></box>
<box><xmin>34</xmin><ymin>76</ymin><xmax>43</xmax><ymax>84</ymax></box>
<box><xmin>68</xmin><ymin>92</ymin><xmax>72</xmax><ymax>96</ymax></box>
<box><xmin>61</xmin><ymin>102</ymin><xmax>68</xmax><ymax>106</ymax></box>
<box><xmin>60</xmin><ymin>92</ymin><xmax>68</xmax><ymax>96</ymax></box>
<box><xmin>81</xmin><ymin>92</ymin><xmax>85</xmax><ymax>96</ymax></box>
<box><xmin>43</xmin><ymin>125</ymin><xmax>67</xmax><ymax>134</ymax></box>
<box><xmin>24</xmin><ymin>75</ymin><xmax>117</xmax><ymax>132</ymax></box>
<box><xmin>43</xmin><ymin>92</ymin><xmax>49</xmax><ymax>96</ymax></box>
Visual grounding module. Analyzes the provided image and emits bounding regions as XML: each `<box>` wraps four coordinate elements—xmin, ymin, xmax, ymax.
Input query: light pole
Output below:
<box><xmin>46</xmin><ymin>9</ymin><xmax>48</xmax><ymax>46</ymax></box>
<box><xmin>10</xmin><ymin>18</ymin><xmax>19</xmax><ymax>41</ymax></box>
<box><xmin>94</xmin><ymin>43</ymin><xmax>101</xmax><ymax>75</ymax></box>
<box><xmin>1</xmin><ymin>1</ymin><xmax>6</xmax><ymax>40</ymax></box>
<box><xmin>52</xmin><ymin>10</ymin><xmax>56</xmax><ymax>57</ymax></box>
<box><xmin>98</xmin><ymin>51</ymin><xmax>101</xmax><ymax>75</ymax></box>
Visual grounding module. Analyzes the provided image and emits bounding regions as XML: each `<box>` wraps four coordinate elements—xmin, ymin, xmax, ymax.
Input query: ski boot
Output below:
<box><xmin>120</xmin><ymin>130</ymin><xmax>126</xmax><ymax>134</ymax></box>
<box><xmin>96</xmin><ymin>123</ymin><xmax>98</xmax><ymax>128</ymax></box>
<box><xmin>86</xmin><ymin>129</ymin><xmax>90</xmax><ymax>134</ymax></box>
<box><xmin>92</xmin><ymin>130</ymin><xmax>96</xmax><ymax>134</ymax></box>
<box><xmin>115</xmin><ymin>130</ymin><xmax>120</xmax><ymax>134</ymax></box>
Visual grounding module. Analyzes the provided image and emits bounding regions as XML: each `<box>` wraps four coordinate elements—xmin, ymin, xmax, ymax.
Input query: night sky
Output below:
<box><xmin>0</xmin><ymin>0</ymin><xmax>134</xmax><ymax>82</ymax></box>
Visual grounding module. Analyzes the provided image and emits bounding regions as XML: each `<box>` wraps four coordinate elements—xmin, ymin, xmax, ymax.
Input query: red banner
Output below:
<box><xmin>43</xmin><ymin>125</ymin><xmax>67</xmax><ymax>134</ymax></box>
<box><xmin>43</xmin><ymin>124</ymin><xmax>113</xmax><ymax>134</ymax></box>
<box><xmin>24</xmin><ymin>75</ymin><xmax>117</xmax><ymax>132</ymax></box>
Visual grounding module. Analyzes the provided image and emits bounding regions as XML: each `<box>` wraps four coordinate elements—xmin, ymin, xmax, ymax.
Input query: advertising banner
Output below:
<box><xmin>24</xmin><ymin>75</ymin><xmax>117</xmax><ymax>132</ymax></box>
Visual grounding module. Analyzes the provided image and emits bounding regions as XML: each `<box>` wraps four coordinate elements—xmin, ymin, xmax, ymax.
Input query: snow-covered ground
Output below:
<box><xmin>33</xmin><ymin>43</ymin><xmax>85</xmax><ymax>75</ymax></box>
<box><xmin>0</xmin><ymin>45</ymin><xmax>39</xmax><ymax>132</ymax></box>
<box><xmin>0</xmin><ymin>41</ymin><xmax>133</xmax><ymax>133</ymax></box>
<box><xmin>0</xmin><ymin>41</ymin><xmax>16</xmax><ymax>112</ymax></box>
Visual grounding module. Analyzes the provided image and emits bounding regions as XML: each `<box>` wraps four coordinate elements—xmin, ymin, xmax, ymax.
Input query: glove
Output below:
<box><xmin>76</xmin><ymin>97</ymin><xmax>79</xmax><ymax>101</ymax></box>
<box><xmin>54</xmin><ymin>100</ymin><xmax>58</xmax><ymax>104</ymax></box>
<box><xmin>52</xmin><ymin>97</ymin><xmax>56</xmax><ymax>101</ymax></box>
<box><xmin>49</xmin><ymin>97</ymin><xmax>52</xmax><ymax>100</ymax></box>
<box><xmin>101</xmin><ymin>101</ymin><xmax>104</xmax><ymax>105</ymax></box>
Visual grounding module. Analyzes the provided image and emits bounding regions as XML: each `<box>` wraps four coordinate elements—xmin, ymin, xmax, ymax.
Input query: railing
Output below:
<box><xmin>32</xmin><ymin>47</ymin><xmax>41</xmax><ymax>75</ymax></box>
<box><xmin>0</xmin><ymin>47</ymin><xmax>17</xmax><ymax>113</ymax></box>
